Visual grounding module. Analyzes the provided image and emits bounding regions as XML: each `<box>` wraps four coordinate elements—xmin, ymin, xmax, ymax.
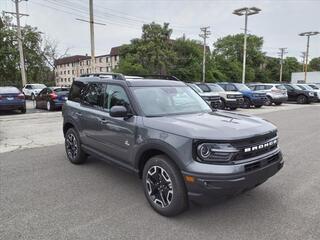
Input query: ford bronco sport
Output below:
<box><xmin>62</xmin><ymin>73</ymin><xmax>283</xmax><ymax>216</ymax></box>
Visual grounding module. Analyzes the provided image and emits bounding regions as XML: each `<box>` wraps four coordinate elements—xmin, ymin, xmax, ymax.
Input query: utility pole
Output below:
<box><xmin>299</xmin><ymin>31</ymin><xmax>320</xmax><ymax>82</ymax></box>
<box><xmin>76</xmin><ymin>0</ymin><xmax>105</xmax><ymax>74</ymax></box>
<box><xmin>4</xmin><ymin>0</ymin><xmax>29</xmax><ymax>87</ymax></box>
<box><xmin>233</xmin><ymin>7</ymin><xmax>261</xmax><ymax>84</ymax></box>
<box><xmin>300</xmin><ymin>52</ymin><xmax>306</xmax><ymax>72</ymax></box>
<box><xmin>278</xmin><ymin>48</ymin><xmax>287</xmax><ymax>82</ymax></box>
<box><xmin>199</xmin><ymin>26</ymin><xmax>211</xmax><ymax>82</ymax></box>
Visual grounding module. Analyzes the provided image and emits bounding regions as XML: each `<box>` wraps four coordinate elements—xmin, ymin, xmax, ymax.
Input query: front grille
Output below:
<box><xmin>232</xmin><ymin>131</ymin><xmax>278</xmax><ymax>161</ymax></box>
<box><xmin>244</xmin><ymin>152</ymin><xmax>281</xmax><ymax>172</ymax></box>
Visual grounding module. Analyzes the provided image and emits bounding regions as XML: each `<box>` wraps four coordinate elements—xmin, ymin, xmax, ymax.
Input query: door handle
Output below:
<box><xmin>75</xmin><ymin>112</ymin><xmax>82</xmax><ymax>116</ymax></box>
<box><xmin>99</xmin><ymin>118</ymin><xmax>110</xmax><ymax>125</ymax></box>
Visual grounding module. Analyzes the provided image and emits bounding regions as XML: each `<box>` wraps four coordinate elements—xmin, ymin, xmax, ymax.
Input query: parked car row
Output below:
<box><xmin>187</xmin><ymin>82</ymin><xmax>320</xmax><ymax>110</ymax></box>
<box><xmin>1</xmin><ymin>79</ymin><xmax>319</xmax><ymax>114</ymax></box>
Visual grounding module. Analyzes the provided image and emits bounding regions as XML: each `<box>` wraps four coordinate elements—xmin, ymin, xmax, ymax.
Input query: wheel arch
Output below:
<box><xmin>135</xmin><ymin>142</ymin><xmax>183</xmax><ymax>178</ymax></box>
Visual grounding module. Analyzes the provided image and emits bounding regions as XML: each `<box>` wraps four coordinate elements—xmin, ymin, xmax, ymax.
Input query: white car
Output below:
<box><xmin>187</xmin><ymin>83</ymin><xmax>221</xmax><ymax>109</ymax></box>
<box><xmin>248</xmin><ymin>83</ymin><xmax>288</xmax><ymax>106</ymax></box>
<box><xmin>196</xmin><ymin>83</ymin><xmax>244</xmax><ymax>110</ymax></box>
<box><xmin>22</xmin><ymin>84</ymin><xmax>46</xmax><ymax>100</ymax></box>
<box><xmin>298</xmin><ymin>84</ymin><xmax>320</xmax><ymax>102</ymax></box>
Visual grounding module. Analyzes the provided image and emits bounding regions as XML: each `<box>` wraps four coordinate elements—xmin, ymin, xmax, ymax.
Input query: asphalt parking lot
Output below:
<box><xmin>1</xmin><ymin>102</ymin><xmax>320</xmax><ymax>239</ymax></box>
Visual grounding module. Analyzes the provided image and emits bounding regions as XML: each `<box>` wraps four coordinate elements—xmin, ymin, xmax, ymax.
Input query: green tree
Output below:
<box><xmin>0</xmin><ymin>15</ymin><xmax>57</xmax><ymax>87</ymax></box>
<box><xmin>282</xmin><ymin>57</ymin><xmax>301</xmax><ymax>82</ymax></box>
<box><xmin>309</xmin><ymin>57</ymin><xmax>320</xmax><ymax>71</ymax></box>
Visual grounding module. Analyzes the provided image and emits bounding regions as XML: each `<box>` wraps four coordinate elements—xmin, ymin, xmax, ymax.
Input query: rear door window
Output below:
<box><xmin>225</xmin><ymin>84</ymin><xmax>237</xmax><ymax>91</ymax></box>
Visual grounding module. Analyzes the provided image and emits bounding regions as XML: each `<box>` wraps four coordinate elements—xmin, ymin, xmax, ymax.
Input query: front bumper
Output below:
<box><xmin>251</xmin><ymin>97</ymin><xmax>267</xmax><ymax>106</ymax></box>
<box><xmin>225</xmin><ymin>98</ymin><xmax>244</xmax><ymax>108</ymax></box>
<box><xmin>182</xmin><ymin>149</ymin><xmax>283</xmax><ymax>204</ymax></box>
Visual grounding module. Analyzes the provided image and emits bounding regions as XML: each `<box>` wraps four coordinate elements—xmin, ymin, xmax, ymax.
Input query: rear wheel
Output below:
<box><xmin>242</xmin><ymin>97</ymin><xmax>251</xmax><ymax>108</ymax></box>
<box><xmin>275</xmin><ymin>102</ymin><xmax>282</xmax><ymax>106</ymax></box>
<box><xmin>265</xmin><ymin>96</ymin><xmax>273</xmax><ymax>106</ymax></box>
<box><xmin>229</xmin><ymin>107</ymin><xmax>237</xmax><ymax>110</ymax></box>
<box><xmin>65</xmin><ymin>128</ymin><xmax>87</xmax><ymax>164</ymax></box>
<box><xmin>47</xmin><ymin>101</ymin><xmax>54</xmax><ymax>111</ymax></box>
<box><xmin>297</xmin><ymin>95</ymin><xmax>307</xmax><ymax>104</ymax></box>
<box><xmin>142</xmin><ymin>155</ymin><xmax>188</xmax><ymax>216</ymax></box>
<box><xmin>254</xmin><ymin>105</ymin><xmax>262</xmax><ymax>108</ymax></box>
<box><xmin>20</xmin><ymin>107</ymin><xmax>26</xmax><ymax>114</ymax></box>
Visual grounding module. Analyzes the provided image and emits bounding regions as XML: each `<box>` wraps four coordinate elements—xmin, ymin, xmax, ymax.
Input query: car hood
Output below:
<box><xmin>142</xmin><ymin>111</ymin><xmax>276</xmax><ymax>140</ymax></box>
<box><xmin>223</xmin><ymin>91</ymin><xmax>243</xmax><ymax>95</ymax></box>
<box><xmin>199</xmin><ymin>92</ymin><xmax>220</xmax><ymax>97</ymax></box>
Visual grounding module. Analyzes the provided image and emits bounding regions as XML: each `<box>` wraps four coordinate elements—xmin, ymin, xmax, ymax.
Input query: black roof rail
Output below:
<box><xmin>132</xmin><ymin>75</ymin><xmax>181</xmax><ymax>81</ymax></box>
<box><xmin>80</xmin><ymin>72</ymin><xmax>126</xmax><ymax>80</ymax></box>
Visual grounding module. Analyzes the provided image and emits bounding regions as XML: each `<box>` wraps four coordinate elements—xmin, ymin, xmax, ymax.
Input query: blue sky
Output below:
<box><xmin>1</xmin><ymin>0</ymin><xmax>319</xmax><ymax>61</ymax></box>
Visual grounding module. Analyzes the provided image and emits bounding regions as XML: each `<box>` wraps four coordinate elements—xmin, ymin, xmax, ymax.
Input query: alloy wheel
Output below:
<box><xmin>66</xmin><ymin>133</ymin><xmax>78</xmax><ymax>160</ymax></box>
<box><xmin>146</xmin><ymin>166</ymin><xmax>173</xmax><ymax>208</ymax></box>
<box><xmin>47</xmin><ymin>101</ymin><xmax>51</xmax><ymax>111</ymax></box>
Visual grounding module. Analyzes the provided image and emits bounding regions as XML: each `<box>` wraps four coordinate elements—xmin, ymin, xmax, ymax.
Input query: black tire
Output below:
<box><xmin>229</xmin><ymin>107</ymin><xmax>237</xmax><ymax>110</ymax></box>
<box><xmin>20</xmin><ymin>108</ymin><xmax>26</xmax><ymax>114</ymax></box>
<box><xmin>242</xmin><ymin>97</ymin><xmax>251</xmax><ymax>108</ymax></box>
<box><xmin>254</xmin><ymin>105</ymin><xmax>262</xmax><ymax>108</ymax></box>
<box><xmin>297</xmin><ymin>95</ymin><xmax>307</xmax><ymax>104</ymax></box>
<box><xmin>31</xmin><ymin>93</ymin><xmax>35</xmax><ymax>101</ymax></box>
<box><xmin>46</xmin><ymin>101</ymin><xmax>54</xmax><ymax>111</ymax></box>
<box><xmin>142</xmin><ymin>155</ymin><xmax>188</xmax><ymax>217</ymax></box>
<box><xmin>265</xmin><ymin>96</ymin><xmax>273</xmax><ymax>106</ymax></box>
<box><xmin>65</xmin><ymin>128</ymin><xmax>87</xmax><ymax>164</ymax></box>
<box><xmin>275</xmin><ymin>102</ymin><xmax>282</xmax><ymax>106</ymax></box>
<box><xmin>219</xmin><ymin>99</ymin><xmax>226</xmax><ymax>109</ymax></box>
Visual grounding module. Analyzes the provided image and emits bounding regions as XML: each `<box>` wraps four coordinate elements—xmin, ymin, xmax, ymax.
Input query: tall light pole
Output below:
<box><xmin>278</xmin><ymin>48</ymin><xmax>287</xmax><ymax>82</ymax></box>
<box><xmin>299</xmin><ymin>31</ymin><xmax>320</xmax><ymax>82</ymax></box>
<box><xmin>233</xmin><ymin>7</ymin><xmax>261</xmax><ymax>84</ymax></box>
<box><xmin>199</xmin><ymin>26</ymin><xmax>211</xmax><ymax>82</ymax></box>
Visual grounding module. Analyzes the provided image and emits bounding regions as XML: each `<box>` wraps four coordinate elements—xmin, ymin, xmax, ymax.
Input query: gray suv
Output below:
<box><xmin>62</xmin><ymin>73</ymin><xmax>283</xmax><ymax>216</ymax></box>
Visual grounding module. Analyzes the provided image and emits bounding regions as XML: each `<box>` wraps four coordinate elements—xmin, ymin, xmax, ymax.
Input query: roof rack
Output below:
<box><xmin>80</xmin><ymin>72</ymin><xmax>126</xmax><ymax>80</ymax></box>
<box><xmin>131</xmin><ymin>75</ymin><xmax>181</xmax><ymax>81</ymax></box>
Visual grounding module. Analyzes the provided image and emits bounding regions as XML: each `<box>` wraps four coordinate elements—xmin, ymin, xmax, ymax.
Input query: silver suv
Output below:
<box><xmin>248</xmin><ymin>84</ymin><xmax>288</xmax><ymax>106</ymax></box>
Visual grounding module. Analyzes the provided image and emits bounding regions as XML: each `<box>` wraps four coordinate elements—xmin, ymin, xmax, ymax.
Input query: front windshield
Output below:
<box><xmin>234</xmin><ymin>83</ymin><xmax>250</xmax><ymax>91</ymax></box>
<box><xmin>300</xmin><ymin>85</ymin><xmax>313</xmax><ymax>91</ymax></box>
<box><xmin>132</xmin><ymin>86</ymin><xmax>212</xmax><ymax>117</ymax></box>
<box><xmin>291</xmin><ymin>85</ymin><xmax>302</xmax><ymax>90</ymax></box>
<box><xmin>309</xmin><ymin>84</ymin><xmax>319</xmax><ymax>90</ymax></box>
<box><xmin>208</xmin><ymin>84</ymin><xmax>225</xmax><ymax>92</ymax></box>
<box><xmin>188</xmin><ymin>84</ymin><xmax>203</xmax><ymax>93</ymax></box>
<box><xmin>32</xmin><ymin>84</ymin><xmax>46</xmax><ymax>89</ymax></box>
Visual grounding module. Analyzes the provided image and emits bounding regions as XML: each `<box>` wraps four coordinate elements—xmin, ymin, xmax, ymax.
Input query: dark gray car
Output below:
<box><xmin>62</xmin><ymin>74</ymin><xmax>283</xmax><ymax>216</ymax></box>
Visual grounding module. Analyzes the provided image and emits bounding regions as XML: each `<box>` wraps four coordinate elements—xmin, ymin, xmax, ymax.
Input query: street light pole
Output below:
<box><xmin>233</xmin><ymin>7</ymin><xmax>261</xmax><ymax>84</ymax></box>
<box><xmin>299</xmin><ymin>31</ymin><xmax>320</xmax><ymax>82</ymax></box>
<box><xmin>199</xmin><ymin>26</ymin><xmax>211</xmax><ymax>82</ymax></box>
<box><xmin>278</xmin><ymin>48</ymin><xmax>287</xmax><ymax>82</ymax></box>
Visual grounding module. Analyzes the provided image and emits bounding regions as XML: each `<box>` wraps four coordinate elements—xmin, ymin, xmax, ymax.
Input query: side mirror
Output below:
<box><xmin>110</xmin><ymin>105</ymin><xmax>128</xmax><ymax>118</ymax></box>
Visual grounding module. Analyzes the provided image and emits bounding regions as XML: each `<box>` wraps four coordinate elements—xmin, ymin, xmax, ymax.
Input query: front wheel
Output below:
<box><xmin>31</xmin><ymin>93</ymin><xmax>35</xmax><ymax>101</ymax></box>
<box><xmin>142</xmin><ymin>155</ymin><xmax>188</xmax><ymax>217</ymax></box>
<box><xmin>242</xmin><ymin>97</ymin><xmax>251</xmax><ymax>108</ymax></box>
<box><xmin>265</xmin><ymin>96</ymin><xmax>273</xmax><ymax>106</ymax></box>
<box><xmin>47</xmin><ymin>101</ymin><xmax>54</xmax><ymax>111</ymax></box>
<box><xmin>275</xmin><ymin>102</ymin><xmax>282</xmax><ymax>106</ymax></box>
<box><xmin>297</xmin><ymin>95</ymin><xmax>307</xmax><ymax>104</ymax></box>
<box><xmin>254</xmin><ymin>105</ymin><xmax>262</xmax><ymax>108</ymax></box>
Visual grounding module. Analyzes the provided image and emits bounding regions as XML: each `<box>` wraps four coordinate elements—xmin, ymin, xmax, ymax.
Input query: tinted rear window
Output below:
<box><xmin>69</xmin><ymin>81</ymin><xmax>85</xmax><ymax>102</ymax></box>
<box><xmin>0</xmin><ymin>87</ymin><xmax>20</xmax><ymax>94</ymax></box>
<box><xmin>54</xmin><ymin>88</ymin><xmax>70</xmax><ymax>93</ymax></box>
<box><xmin>275</xmin><ymin>85</ymin><xmax>286</xmax><ymax>90</ymax></box>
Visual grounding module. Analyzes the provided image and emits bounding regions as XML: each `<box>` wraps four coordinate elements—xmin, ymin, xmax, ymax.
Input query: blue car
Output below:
<box><xmin>218</xmin><ymin>83</ymin><xmax>267</xmax><ymax>108</ymax></box>
<box><xmin>0</xmin><ymin>86</ymin><xmax>26</xmax><ymax>113</ymax></box>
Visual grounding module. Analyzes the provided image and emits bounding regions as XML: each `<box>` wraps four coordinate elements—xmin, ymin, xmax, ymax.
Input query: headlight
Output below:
<box><xmin>196</xmin><ymin>143</ymin><xmax>238</xmax><ymax>162</ymax></box>
<box><xmin>308</xmin><ymin>92</ymin><xmax>314</xmax><ymax>96</ymax></box>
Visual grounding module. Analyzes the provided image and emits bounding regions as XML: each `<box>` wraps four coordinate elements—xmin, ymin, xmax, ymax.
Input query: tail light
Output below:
<box><xmin>17</xmin><ymin>93</ymin><xmax>25</xmax><ymax>99</ymax></box>
<box><xmin>49</xmin><ymin>93</ymin><xmax>58</xmax><ymax>100</ymax></box>
<box><xmin>0</xmin><ymin>95</ymin><xmax>2</xmax><ymax>100</ymax></box>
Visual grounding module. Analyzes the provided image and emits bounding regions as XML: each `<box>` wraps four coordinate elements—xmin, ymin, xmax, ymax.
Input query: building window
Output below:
<box><xmin>86</xmin><ymin>68</ymin><xmax>89</xmax><ymax>73</ymax></box>
<box><xmin>86</xmin><ymin>60</ymin><xmax>89</xmax><ymax>65</ymax></box>
<box><xmin>68</xmin><ymin>78</ymin><xmax>71</xmax><ymax>82</ymax></box>
<box><xmin>106</xmin><ymin>57</ymin><xmax>109</xmax><ymax>62</ymax></box>
<box><xmin>100</xmin><ymin>67</ymin><xmax>103</xmax><ymax>72</ymax></box>
<box><xmin>60</xmin><ymin>71</ymin><xmax>62</xmax><ymax>75</ymax></box>
<box><xmin>99</xmin><ymin>58</ymin><xmax>102</xmax><ymax>63</ymax></box>
<box><xmin>68</xmin><ymin>70</ymin><xmax>70</xmax><ymax>74</ymax></box>
<box><xmin>72</xmin><ymin>70</ymin><xmax>74</xmax><ymax>74</ymax></box>
<box><xmin>114</xmin><ymin>56</ymin><xmax>118</xmax><ymax>61</ymax></box>
<box><xmin>64</xmin><ymin>71</ymin><xmax>66</xmax><ymax>74</ymax></box>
